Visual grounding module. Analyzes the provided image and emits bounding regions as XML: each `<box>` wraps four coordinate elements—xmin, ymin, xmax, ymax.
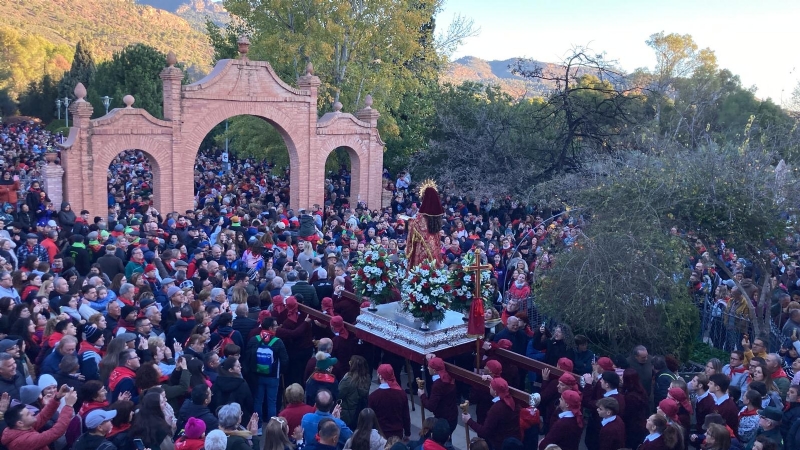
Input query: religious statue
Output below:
<box><xmin>406</xmin><ymin>180</ymin><xmax>444</xmax><ymax>269</ymax></box>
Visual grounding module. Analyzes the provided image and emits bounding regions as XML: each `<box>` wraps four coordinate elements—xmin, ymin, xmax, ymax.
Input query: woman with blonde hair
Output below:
<box><xmin>231</xmin><ymin>286</ymin><xmax>248</xmax><ymax>305</ymax></box>
<box><xmin>278</xmin><ymin>383</ymin><xmax>315</xmax><ymax>434</ymax></box>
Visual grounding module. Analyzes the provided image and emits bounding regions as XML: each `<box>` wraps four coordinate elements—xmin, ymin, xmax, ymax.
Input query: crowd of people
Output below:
<box><xmin>0</xmin><ymin>121</ymin><xmax>795</xmax><ymax>450</ymax></box>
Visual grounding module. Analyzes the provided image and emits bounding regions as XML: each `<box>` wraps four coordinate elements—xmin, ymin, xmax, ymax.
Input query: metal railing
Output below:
<box><xmin>698</xmin><ymin>296</ymin><xmax>784</xmax><ymax>353</ymax></box>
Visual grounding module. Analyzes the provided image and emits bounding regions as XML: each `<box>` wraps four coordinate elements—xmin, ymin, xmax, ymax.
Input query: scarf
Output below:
<box><xmin>428</xmin><ymin>357</ymin><xmax>453</xmax><ymax>384</ymax></box>
<box><xmin>377</xmin><ymin>364</ymin><xmax>401</xmax><ymax>390</ymax></box>
<box><xmin>729</xmin><ymin>365</ymin><xmax>747</xmax><ymax>375</ymax></box>
<box><xmin>259</xmin><ymin>329</ymin><xmax>276</xmax><ymax>343</ymax></box>
<box><xmin>491</xmin><ymin>377</ymin><xmax>515</xmax><ymax>410</ymax></box>
<box><xmin>79</xmin><ymin>400</ymin><xmax>109</xmax><ymax>418</ymax></box>
<box><xmin>738</xmin><ymin>407</ymin><xmax>759</xmax><ymax>419</ymax></box>
<box><xmin>658</xmin><ymin>398</ymin><xmax>680</xmax><ymax>423</ymax></box>
<box><xmin>47</xmin><ymin>331</ymin><xmax>64</xmax><ymax>348</ymax></box>
<box><xmin>321</xmin><ymin>297</ymin><xmax>334</xmax><ymax>315</ymax></box>
<box><xmin>668</xmin><ymin>387</ymin><xmax>692</xmax><ymax>415</ymax></box>
<box><xmin>562</xmin><ymin>390</ymin><xmax>583</xmax><ymax>427</ymax></box>
<box><xmin>78</xmin><ymin>340</ymin><xmax>105</xmax><ymax>358</ymax></box>
<box><xmin>272</xmin><ymin>295</ymin><xmax>286</xmax><ymax>314</ymax></box>
<box><xmin>330</xmin><ymin>315</ymin><xmax>348</xmax><ymax>339</ymax></box>
<box><xmin>107</xmin><ymin>423</ymin><xmax>131</xmax><ymax>438</ymax></box>
<box><xmin>285</xmin><ymin>296</ymin><xmax>299</xmax><ymax>323</ymax></box>
<box><xmin>108</xmin><ymin>366</ymin><xmax>136</xmax><ymax>391</ymax></box>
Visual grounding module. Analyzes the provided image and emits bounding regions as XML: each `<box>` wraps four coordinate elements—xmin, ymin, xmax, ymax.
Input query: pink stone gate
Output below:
<box><xmin>59</xmin><ymin>49</ymin><xmax>384</xmax><ymax>218</ymax></box>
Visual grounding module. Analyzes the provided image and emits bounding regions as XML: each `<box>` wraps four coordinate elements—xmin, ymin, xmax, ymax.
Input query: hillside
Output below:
<box><xmin>442</xmin><ymin>56</ymin><xmax>612</xmax><ymax>99</ymax></box>
<box><xmin>138</xmin><ymin>0</ymin><xmax>230</xmax><ymax>30</ymax></box>
<box><xmin>1</xmin><ymin>0</ymin><xmax>214</xmax><ymax>71</ymax></box>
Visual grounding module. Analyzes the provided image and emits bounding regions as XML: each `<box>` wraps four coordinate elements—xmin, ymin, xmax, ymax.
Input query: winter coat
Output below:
<box><xmin>211</xmin><ymin>374</ymin><xmax>254</xmax><ymax>420</ymax></box>
<box><xmin>338</xmin><ymin>374</ymin><xmax>370</xmax><ymax>429</ymax></box>
<box><xmin>343</xmin><ymin>429</ymin><xmax>386</xmax><ymax>450</ymax></box>
<box><xmin>0</xmin><ymin>400</ymin><xmax>73</xmax><ymax>450</ymax></box>
<box><xmin>178</xmin><ymin>399</ymin><xmax>219</xmax><ymax>434</ymax></box>
<box><xmin>72</xmin><ymin>432</ymin><xmax>118</xmax><ymax>450</ymax></box>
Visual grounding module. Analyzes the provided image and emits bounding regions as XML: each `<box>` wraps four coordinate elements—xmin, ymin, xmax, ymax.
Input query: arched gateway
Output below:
<box><xmin>59</xmin><ymin>43</ymin><xmax>384</xmax><ymax>218</ymax></box>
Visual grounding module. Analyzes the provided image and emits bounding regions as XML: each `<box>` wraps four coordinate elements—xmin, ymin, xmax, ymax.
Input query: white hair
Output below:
<box><xmin>204</xmin><ymin>430</ymin><xmax>228</xmax><ymax>450</ymax></box>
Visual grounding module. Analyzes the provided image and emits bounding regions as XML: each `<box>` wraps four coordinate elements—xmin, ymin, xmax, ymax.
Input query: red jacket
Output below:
<box><xmin>175</xmin><ymin>437</ymin><xmax>206</xmax><ymax>450</ymax></box>
<box><xmin>1</xmin><ymin>399</ymin><xmax>74</xmax><ymax>450</ymax></box>
<box><xmin>279</xmin><ymin>402</ymin><xmax>315</xmax><ymax>434</ymax></box>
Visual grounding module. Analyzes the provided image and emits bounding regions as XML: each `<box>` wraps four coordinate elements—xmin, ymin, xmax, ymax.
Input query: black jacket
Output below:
<box><xmin>232</xmin><ymin>316</ymin><xmax>258</xmax><ymax>341</ymax></box>
<box><xmin>313</xmin><ymin>279</ymin><xmax>334</xmax><ymax>301</ymax></box>
<box><xmin>291</xmin><ymin>281</ymin><xmax>320</xmax><ymax>309</ymax></box>
<box><xmin>0</xmin><ymin>373</ymin><xmax>24</xmax><ymax>399</ymax></box>
<box><xmin>66</xmin><ymin>243</ymin><xmax>92</xmax><ymax>276</ymax></box>
<box><xmin>73</xmin><ymin>432</ymin><xmax>117</xmax><ymax>450</ymax></box>
<box><xmin>178</xmin><ymin>399</ymin><xmax>219</xmax><ymax>433</ymax></box>
<box><xmin>96</xmin><ymin>254</ymin><xmax>125</xmax><ymax>280</ymax></box>
<box><xmin>166</xmin><ymin>318</ymin><xmax>197</xmax><ymax>350</ymax></box>
<box><xmin>211</xmin><ymin>375</ymin><xmax>254</xmax><ymax>420</ymax></box>
<box><xmin>244</xmin><ymin>333</ymin><xmax>289</xmax><ymax>379</ymax></box>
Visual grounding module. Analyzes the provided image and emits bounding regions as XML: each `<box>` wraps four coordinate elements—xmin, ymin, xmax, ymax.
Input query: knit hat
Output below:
<box><xmin>485</xmin><ymin>360</ymin><xmax>503</xmax><ymax>377</ymax></box>
<box><xmin>428</xmin><ymin>357</ymin><xmax>453</xmax><ymax>384</ymax></box>
<box><xmin>37</xmin><ymin>374</ymin><xmax>57</xmax><ymax>390</ymax></box>
<box><xmin>377</xmin><ymin>364</ymin><xmax>401</xmax><ymax>390</ymax></box>
<box><xmin>20</xmin><ymin>384</ymin><xmax>43</xmax><ymax>405</ymax></box>
<box><xmin>658</xmin><ymin>398</ymin><xmax>680</xmax><ymax>423</ymax></box>
<box><xmin>145</xmin><ymin>264</ymin><xmax>156</xmax><ymax>273</ymax></box>
<box><xmin>121</xmin><ymin>305</ymin><xmax>137</xmax><ymax>319</ymax></box>
<box><xmin>668</xmin><ymin>388</ymin><xmax>692</xmax><ymax>415</ymax></box>
<box><xmin>557</xmin><ymin>357</ymin><xmax>574</xmax><ymax>373</ymax></box>
<box><xmin>184</xmin><ymin>417</ymin><xmax>207</xmax><ymax>439</ymax></box>
<box><xmin>315</xmin><ymin>352</ymin><xmax>337</xmax><ymax>371</ymax></box>
<box><xmin>490</xmin><ymin>377</ymin><xmax>515</xmax><ymax>409</ymax></box>
<box><xmin>167</xmin><ymin>286</ymin><xmax>182</xmax><ymax>298</ymax></box>
<box><xmin>84</xmin><ymin>325</ymin><xmax>103</xmax><ymax>344</ymax></box>
<box><xmin>561</xmin><ymin>390</ymin><xmax>583</xmax><ymax>427</ymax></box>
<box><xmin>596</xmin><ymin>357</ymin><xmax>614</xmax><ymax>372</ymax></box>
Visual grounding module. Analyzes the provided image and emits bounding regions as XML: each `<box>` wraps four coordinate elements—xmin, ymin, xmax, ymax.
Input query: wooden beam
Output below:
<box><xmin>444</xmin><ymin>362</ymin><xmax>530</xmax><ymax>406</ymax></box>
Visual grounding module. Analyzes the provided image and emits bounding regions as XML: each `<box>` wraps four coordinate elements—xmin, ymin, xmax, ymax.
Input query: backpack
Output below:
<box><xmin>255</xmin><ymin>335</ymin><xmax>279</xmax><ymax>376</ymax></box>
<box><xmin>215</xmin><ymin>331</ymin><xmax>235</xmax><ymax>357</ymax></box>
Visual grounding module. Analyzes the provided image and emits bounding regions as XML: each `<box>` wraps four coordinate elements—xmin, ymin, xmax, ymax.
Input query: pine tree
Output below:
<box><xmin>58</xmin><ymin>39</ymin><xmax>96</xmax><ymax>99</ymax></box>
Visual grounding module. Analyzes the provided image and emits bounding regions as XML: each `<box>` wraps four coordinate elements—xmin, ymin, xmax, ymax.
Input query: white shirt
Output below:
<box><xmin>558</xmin><ymin>411</ymin><xmax>574</xmax><ymax>419</ymax></box>
<box><xmin>432</xmin><ymin>375</ymin><xmax>440</xmax><ymax>382</ymax></box>
<box><xmin>645</xmin><ymin>432</ymin><xmax>662</xmax><ymax>442</ymax></box>
<box><xmin>379</xmin><ymin>383</ymin><xmax>389</xmax><ymax>389</ymax></box>
<box><xmin>492</xmin><ymin>396</ymin><xmax>500</xmax><ymax>403</ymax></box>
<box><xmin>604</xmin><ymin>389</ymin><xmax>619</xmax><ymax>397</ymax></box>
<box><xmin>601</xmin><ymin>415</ymin><xmax>617</xmax><ymax>427</ymax></box>
<box><xmin>714</xmin><ymin>393</ymin><xmax>730</xmax><ymax>406</ymax></box>
<box><xmin>695</xmin><ymin>390</ymin><xmax>709</xmax><ymax>403</ymax></box>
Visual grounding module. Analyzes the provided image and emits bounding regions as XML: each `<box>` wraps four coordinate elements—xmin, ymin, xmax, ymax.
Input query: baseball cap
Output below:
<box><xmin>0</xmin><ymin>339</ymin><xmax>18</xmax><ymax>352</ymax></box>
<box><xmin>85</xmin><ymin>409</ymin><xmax>118</xmax><ymax>429</ymax></box>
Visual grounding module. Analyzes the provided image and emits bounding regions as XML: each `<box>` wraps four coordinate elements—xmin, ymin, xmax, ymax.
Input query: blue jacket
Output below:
<box><xmin>301</xmin><ymin>411</ymin><xmax>352</xmax><ymax>448</ymax></box>
<box><xmin>40</xmin><ymin>350</ymin><xmax>64</xmax><ymax>375</ymax></box>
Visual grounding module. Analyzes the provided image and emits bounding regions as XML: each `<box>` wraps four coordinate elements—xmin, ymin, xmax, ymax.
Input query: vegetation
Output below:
<box><xmin>0</xmin><ymin>0</ymin><xmax>212</xmax><ymax>101</ymax></box>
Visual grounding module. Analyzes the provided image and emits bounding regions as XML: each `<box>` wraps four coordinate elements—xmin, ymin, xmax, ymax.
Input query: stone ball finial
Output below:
<box><xmin>306</xmin><ymin>61</ymin><xmax>314</xmax><ymax>75</ymax></box>
<box><xmin>237</xmin><ymin>35</ymin><xmax>250</xmax><ymax>58</ymax></box>
<box><xmin>333</xmin><ymin>101</ymin><xmax>343</xmax><ymax>112</ymax></box>
<box><xmin>166</xmin><ymin>51</ymin><xmax>177</xmax><ymax>67</ymax></box>
<box><xmin>364</xmin><ymin>94</ymin><xmax>373</xmax><ymax>109</ymax></box>
<box><xmin>123</xmin><ymin>95</ymin><xmax>135</xmax><ymax>108</ymax></box>
<box><xmin>74</xmin><ymin>83</ymin><xmax>87</xmax><ymax>101</ymax></box>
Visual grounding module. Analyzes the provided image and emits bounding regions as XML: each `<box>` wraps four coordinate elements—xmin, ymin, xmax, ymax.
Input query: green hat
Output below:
<box><xmin>316</xmin><ymin>354</ymin><xmax>338</xmax><ymax>371</ymax></box>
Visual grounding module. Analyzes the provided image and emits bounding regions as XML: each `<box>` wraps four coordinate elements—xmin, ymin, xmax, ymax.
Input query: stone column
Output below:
<box><xmin>297</xmin><ymin>62</ymin><xmax>322</xmax><ymax>210</ymax></box>
<box><xmin>42</xmin><ymin>161</ymin><xmax>65</xmax><ymax>208</ymax></box>
<box><xmin>160</xmin><ymin>52</ymin><xmax>184</xmax><ymax>122</ymax></box>
<box><xmin>355</xmin><ymin>95</ymin><xmax>382</xmax><ymax>210</ymax></box>
<box><xmin>63</xmin><ymin>83</ymin><xmax>95</xmax><ymax>215</ymax></box>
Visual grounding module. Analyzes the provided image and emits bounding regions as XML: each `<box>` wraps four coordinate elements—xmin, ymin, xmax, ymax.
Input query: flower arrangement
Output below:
<box><xmin>352</xmin><ymin>246</ymin><xmax>396</xmax><ymax>306</ymax></box>
<box><xmin>448</xmin><ymin>251</ymin><xmax>493</xmax><ymax>313</ymax></box>
<box><xmin>401</xmin><ymin>259</ymin><xmax>451</xmax><ymax>328</ymax></box>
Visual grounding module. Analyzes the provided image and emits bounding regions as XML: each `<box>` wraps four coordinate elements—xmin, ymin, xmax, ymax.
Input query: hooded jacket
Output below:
<box><xmin>210</xmin><ymin>374</ymin><xmax>253</xmax><ymax>420</ymax></box>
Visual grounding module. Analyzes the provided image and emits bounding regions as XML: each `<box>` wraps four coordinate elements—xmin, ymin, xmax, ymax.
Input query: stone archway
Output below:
<box><xmin>59</xmin><ymin>45</ymin><xmax>384</xmax><ymax>218</ymax></box>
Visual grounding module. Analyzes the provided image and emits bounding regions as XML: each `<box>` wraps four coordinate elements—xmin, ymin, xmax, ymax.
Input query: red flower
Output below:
<box><xmin>377</xmin><ymin>261</ymin><xmax>385</xmax><ymax>268</ymax></box>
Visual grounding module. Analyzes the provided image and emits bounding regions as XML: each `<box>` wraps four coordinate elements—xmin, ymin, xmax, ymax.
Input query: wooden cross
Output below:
<box><xmin>464</xmin><ymin>248</ymin><xmax>492</xmax><ymax>302</ymax></box>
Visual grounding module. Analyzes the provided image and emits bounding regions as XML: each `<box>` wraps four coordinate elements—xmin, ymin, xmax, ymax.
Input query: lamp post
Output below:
<box><xmin>101</xmin><ymin>96</ymin><xmax>112</xmax><ymax>115</ymax></box>
<box><xmin>55</xmin><ymin>99</ymin><xmax>62</xmax><ymax>121</ymax></box>
<box><xmin>63</xmin><ymin>97</ymin><xmax>70</xmax><ymax>128</ymax></box>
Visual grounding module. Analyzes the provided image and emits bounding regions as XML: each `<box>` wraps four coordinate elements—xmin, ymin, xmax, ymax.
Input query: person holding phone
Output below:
<box><xmin>1</xmin><ymin>385</ymin><xmax>78</xmax><ymax>450</ymax></box>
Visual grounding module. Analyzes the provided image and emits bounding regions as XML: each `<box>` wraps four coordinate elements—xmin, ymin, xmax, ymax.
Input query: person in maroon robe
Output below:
<box><xmin>406</xmin><ymin>183</ymin><xmax>444</xmax><ymax>268</ymax></box>
<box><xmin>368</xmin><ymin>364</ymin><xmax>410</xmax><ymax>439</ymax></box>
<box><xmin>540</xmin><ymin>358</ymin><xmax>574</xmax><ymax>431</ymax></box>
<box><xmin>596</xmin><ymin>397</ymin><xmax>626</xmax><ymax>450</ymax></box>
<box><xmin>539</xmin><ymin>389</ymin><xmax>583</xmax><ymax>450</ymax></box>
<box><xmin>547</xmin><ymin>373</ymin><xmax>580</xmax><ymax>428</ymax></box>
<box><xmin>276</xmin><ymin>296</ymin><xmax>314</xmax><ymax>388</ymax></box>
<box><xmin>330</xmin><ymin>316</ymin><xmax>357</xmax><ymax>380</ymax></box>
<box><xmin>462</xmin><ymin>377</ymin><xmax>521</xmax><ymax>450</ymax></box>
<box><xmin>668</xmin><ymin>387</ymin><xmax>692</xmax><ymax>440</ymax></box>
<box><xmin>332</xmin><ymin>279</ymin><xmax>360</xmax><ymax>324</ymax></box>
<box><xmin>708</xmin><ymin>373</ymin><xmax>739</xmax><ymax>436</ymax></box>
<box><xmin>419</xmin><ymin>356</ymin><xmax>459</xmax><ymax>433</ymax></box>
<box><xmin>691</xmin><ymin>374</ymin><xmax>714</xmax><ymax>439</ymax></box>
<box><xmin>469</xmin><ymin>359</ymin><xmax>503</xmax><ymax>423</ymax></box>
<box><xmin>640</xmin><ymin>414</ymin><xmax>683</xmax><ymax>450</ymax></box>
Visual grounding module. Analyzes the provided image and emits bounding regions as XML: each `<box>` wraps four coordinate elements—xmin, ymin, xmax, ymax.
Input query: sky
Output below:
<box><xmin>437</xmin><ymin>0</ymin><xmax>800</xmax><ymax>104</ymax></box>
